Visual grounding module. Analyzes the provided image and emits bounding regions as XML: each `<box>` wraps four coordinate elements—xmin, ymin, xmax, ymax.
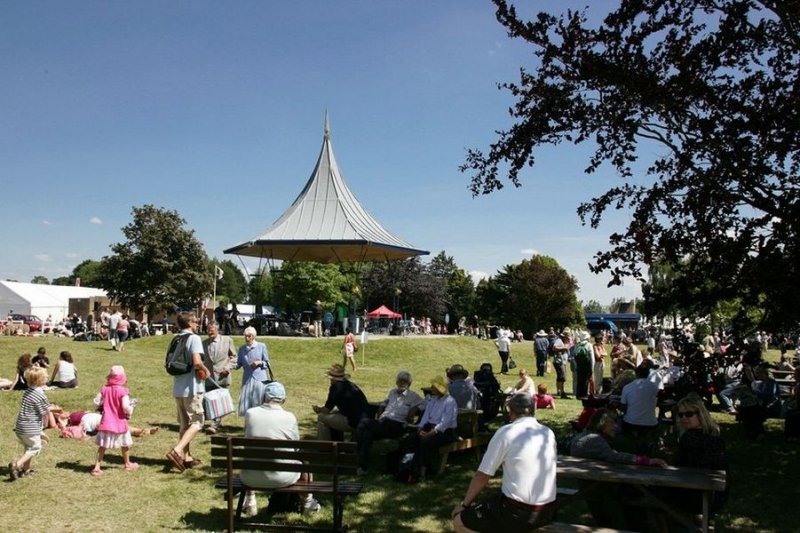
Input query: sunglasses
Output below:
<box><xmin>677</xmin><ymin>411</ymin><xmax>698</xmax><ymax>419</ymax></box>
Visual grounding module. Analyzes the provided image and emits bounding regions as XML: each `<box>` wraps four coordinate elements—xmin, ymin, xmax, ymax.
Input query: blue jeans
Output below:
<box><xmin>717</xmin><ymin>381</ymin><xmax>739</xmax><ymax>411</ymax></box>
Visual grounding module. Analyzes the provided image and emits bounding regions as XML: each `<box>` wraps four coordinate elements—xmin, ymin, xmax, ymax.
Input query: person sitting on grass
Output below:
<box><xmin>534</xmin><ymin>383</ymin><xmax>555</xmax><ymax>410</ymax></box>
<box><xmin>9</xmin><ymin>353</ymin><xmax>33</xmax><ymax>391</ymax></box>
<box><xmin>32</xmin><ymin>346</ymin><xmax>50</xmax><ymax>369</ymax></box>
<box><xmin>8</xmin><ymin>366</ymin><xmax>61</xmax><ymax>480</ymax></box>
<box><xmin>49</xmin><ymin>350</ymin><xmax>78</xmax><ymax>388</ymax></box>
<box><xmin>57</xmin><ymin>409</ymin><xmax>158</xmax><ymax>440</ymax></box>
<box><xmin>240</xmin><ymin>382</ymin><xmax>321</xmax><ymax>517</ymax></box>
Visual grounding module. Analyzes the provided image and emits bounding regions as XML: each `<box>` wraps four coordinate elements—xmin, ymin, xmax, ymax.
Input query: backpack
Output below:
<box><xmin>165</xmin><ymin>333</ymin><xmax>193</xmax><ymax>376</ymax></box>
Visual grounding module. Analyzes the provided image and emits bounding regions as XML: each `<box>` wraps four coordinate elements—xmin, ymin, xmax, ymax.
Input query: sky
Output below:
<box><xmin>1</xmin><ymin>0</ymin><xmax>643</xmax><ymax>307</ymax></box>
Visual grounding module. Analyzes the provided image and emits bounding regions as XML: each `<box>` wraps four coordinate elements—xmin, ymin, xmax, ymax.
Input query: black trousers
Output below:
<box><xmin>354</xmin><ymin>417</ymin><xmax>406</xmax><ymax>470</ymax></box>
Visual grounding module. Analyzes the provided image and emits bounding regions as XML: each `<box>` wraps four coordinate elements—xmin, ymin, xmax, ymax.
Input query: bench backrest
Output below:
<box><xmin>210</xmin><ymin>435</ymin><xmax>359</xmax><ymax>478</ymax></box>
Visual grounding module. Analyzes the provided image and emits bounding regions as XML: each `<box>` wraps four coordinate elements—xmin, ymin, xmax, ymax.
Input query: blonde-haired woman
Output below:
<box><xmin>666</xmin><ymin>394</ymin><xmax>728</xmax><ymax>517</ymax></box>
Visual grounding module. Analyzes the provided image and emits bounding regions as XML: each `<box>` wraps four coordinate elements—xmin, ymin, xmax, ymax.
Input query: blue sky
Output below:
<box><xmin>1</xmin><ymin>1</ymin><xmax>642</xmax><ymax>306</ymax></box>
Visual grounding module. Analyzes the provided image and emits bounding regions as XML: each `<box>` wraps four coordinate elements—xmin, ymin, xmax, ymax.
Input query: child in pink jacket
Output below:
<box><xmin>91</xmin><ymin>365</ymin><xmax>138</xmax><ymax>476</ymax></box>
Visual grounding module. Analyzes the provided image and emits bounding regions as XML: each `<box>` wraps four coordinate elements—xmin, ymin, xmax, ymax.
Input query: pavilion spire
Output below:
<box><xmin>324</xmin><ymin>110</ymin><xmax>330</xmax><ymax>140</ymax></box>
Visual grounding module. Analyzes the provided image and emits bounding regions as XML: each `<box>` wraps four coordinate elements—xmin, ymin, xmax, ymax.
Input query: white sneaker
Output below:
<box><xmin>243</xmin><ymin>503</ymin><xmax>257</xmax><ymax>517</ymax></box>
<box><xmin>303</xmin><ymin>498</ymin><xmax>321</xmax><ymax>515</ymax></box>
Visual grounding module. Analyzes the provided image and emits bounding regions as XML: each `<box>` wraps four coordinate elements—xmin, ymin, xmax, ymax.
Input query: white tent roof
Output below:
<box><xmin>224</xmin><ymin>115</ymin><xmax>428</xmax><ymax>263</ymax></box>
<box><xmin>0</xmin><ymin>280</ymin><xmax>106</xmax><ymax>321</ymax></box>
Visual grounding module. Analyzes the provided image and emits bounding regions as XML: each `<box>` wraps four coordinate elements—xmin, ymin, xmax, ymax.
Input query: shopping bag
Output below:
<box><xmin>204</xmin><ymin>387</ymin><xmax>235</xmax><ymax>420</ymax></box>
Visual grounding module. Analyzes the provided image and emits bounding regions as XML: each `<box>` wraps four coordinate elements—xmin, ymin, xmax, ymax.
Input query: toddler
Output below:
<box><xmin>91</xmin><ymin>365</ymin><xmax>138</xmax><ymax>476</ymax></box>
<box><xmin>9</xmin><ymin>366</ymin><xmax>59</xmax><ymax>480</ymax></box>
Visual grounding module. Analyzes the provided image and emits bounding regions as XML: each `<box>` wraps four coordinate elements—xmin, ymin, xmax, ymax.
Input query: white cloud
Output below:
<box><xmin>469</xmin><ymin>270</ymin><xmax>489</xmax><ymax>284</ymax></box>
<box><xmin>42</xmin><ymin>220</ymin><xmax>51</xmax><ymax>226</ymax></box>
<box><xmin>520</xmin><ymin>248</ymin><xmax>539</xmax><ymax>256</ymax></box>
<box><xmin>34</xmin><ymin>254</ymin><xmax>52</xmax><ymax>262</ymax></box>
<box><xmin>89</xmin><ymin>217</ymin><xmax>103</xmax><ymax>225</ymax></box>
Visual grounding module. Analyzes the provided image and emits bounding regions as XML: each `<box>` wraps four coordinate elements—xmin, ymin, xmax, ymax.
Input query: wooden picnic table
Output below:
<box><xmin>556</xmin><ymin>455</ymin><xmax>726</xmax><ymax>533</ymax></box>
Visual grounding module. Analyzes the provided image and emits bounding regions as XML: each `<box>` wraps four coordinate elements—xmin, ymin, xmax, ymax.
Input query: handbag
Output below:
<box><xmin>203</xmin><ymin>380</ymin><xmax>235</xmax><ymax>420</ymax></box>
<box><xmin>508</xmin><ymin>356</ymin><xmax>517</xmax><ymax>370</ymax></box>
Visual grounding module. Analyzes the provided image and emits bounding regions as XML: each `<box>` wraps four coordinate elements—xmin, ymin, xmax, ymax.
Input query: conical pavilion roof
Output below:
<box><xmin>224</xmin><ymin>116</ymin><xmax>428</xmax><ymax>263</ymax></box>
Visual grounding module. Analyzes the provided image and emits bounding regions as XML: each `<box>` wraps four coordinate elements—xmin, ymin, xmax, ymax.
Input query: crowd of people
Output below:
<box><xmin>4</xmin><ymin>314</ymin><xmax>798</xmax><ymax>531</ymax></box>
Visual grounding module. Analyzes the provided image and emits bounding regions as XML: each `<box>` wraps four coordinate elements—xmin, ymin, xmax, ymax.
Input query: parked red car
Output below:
<box><xmin>9</xmin><ymin>313</ymin><xmax>43</xmax><ymax>332</ymax></box>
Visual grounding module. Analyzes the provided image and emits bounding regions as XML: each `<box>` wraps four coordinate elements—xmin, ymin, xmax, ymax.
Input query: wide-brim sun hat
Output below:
<box><xmin>560</xmin><ymin>327</ymin><xmax>572</xmax><ymax>337</ymax></box>
<box><xmin>430</xmin><ymin>375</ymin><xmax>448</xmax><ymax>396</ymax></box>
<box><xmin>447</xmin><ymin>364</ymin><xmax>469</xmax><ymax>380</ymax></box>
<box><xmin>536</xmin><ymin>330</ymin><xmax>547</xmax><ymax>337</ymax></box>
<box><xmin>325</xmin><ymin>363</ymin><xmax>350</xmax><ymax>381</ymax></box>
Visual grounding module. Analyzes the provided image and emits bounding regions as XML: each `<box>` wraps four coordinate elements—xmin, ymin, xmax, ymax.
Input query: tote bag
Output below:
<box><xmin>204</xmin><ymin>386</ymin><xmax>235</xmax><ymax>420</ymax></box>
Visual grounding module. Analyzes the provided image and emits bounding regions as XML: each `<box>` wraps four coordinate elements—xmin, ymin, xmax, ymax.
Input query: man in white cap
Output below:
<box><xmin>534</xmin><ymin>330</ymin><xmax>549</xmax><ymax>377</ymax></box>
<box><xmin>241</xmin><ymin>382</ymin><xmax>320</xmax><ymax>516</ymax></box>
<box><xmin>452</xmin><ymin>393</ymin><xmax>557</xmax><ymax>532</ymax></box>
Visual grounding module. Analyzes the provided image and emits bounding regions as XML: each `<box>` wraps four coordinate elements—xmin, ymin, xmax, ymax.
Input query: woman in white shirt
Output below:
<box><xmin>50</xmin><ymin>350</ymin><xmax>78</xmax><ymax>388</ymax></box>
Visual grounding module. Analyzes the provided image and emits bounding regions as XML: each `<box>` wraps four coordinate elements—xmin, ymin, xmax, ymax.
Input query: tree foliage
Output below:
<box><xmin>463</xmin><ymin>0</ymin><xmax>800</xmax><ymax>330</ymax></box>
<box><xmin>360</xmin><ymin>257</ymin><xmax>448</xmax><ymax>321</ymax></box>
<box><xmin>582</xmin><ymin>299</ymin><xmax>605</xmax><ymax>314</ymax></box>
<box><xmin>270</xmin><ymin>261</ymin><xmax>351</xmax><ymax>314</ymax></box>
<box><xmin>212</xmin><ymin>259</ymin><xmax>248</xmax><ymax>304</ymax></box>
<box><xmin>97</xmin><ymin>205</ymin><xmax>211</xmax><ymax>314</ymax></box>
<box><xmin>50</xmin><ymin>259</ymin><xmax>104</xmax><ymax>287</ymax></box>
<box><xmin>475</xmin><ymin>255</ymin><xmax>583</xmax><ymax>335</ymax></box>
<box><xmin>30</xmin><ymin>275</ymin><xmax>49</xmax><ymax>285</ymax></box>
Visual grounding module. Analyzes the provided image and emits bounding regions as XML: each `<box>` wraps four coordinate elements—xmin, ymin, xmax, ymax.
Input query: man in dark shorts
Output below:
<box><xmin>452</xmin><ymin>394</ymin><xmax>557</xmax><ymax>532</ymax></box>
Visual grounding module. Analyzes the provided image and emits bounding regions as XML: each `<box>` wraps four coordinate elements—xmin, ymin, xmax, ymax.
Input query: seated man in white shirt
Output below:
<box><xmin>353</xmin><ymin>370</ymin><xmax>424</xmax><ymax>473</ymax></box>
<box><xmin>452</xmin><ymin>393</ymin><xmax>557</xmax><ymax>532</ymax></box>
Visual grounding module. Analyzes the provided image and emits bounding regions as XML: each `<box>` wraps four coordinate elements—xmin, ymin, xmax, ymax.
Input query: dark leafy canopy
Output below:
<box><xmin>52</xmin><ymin>259</ymin><xmax>103</xmax><ymax>287</ymax></box>
<box><xmin>475</xmin><ymin>255</ymin><xmax>584</xmax><ymax>335</ymax></box>
<box><xmin>270</xmin><ymin>261</ymin><xmax>351</xmax><ymax>313</ymax></box>
<box><xmin>464</xmin><ymin>0</ymin><xmax>800</xmax><ymax>331</ymax></box>
<box><xmin>360</xmin><ymin>257</ymin><xmax>449</xmax><ymax>321</ymax></box>
<box><xmin>97</xmin><ymin>205</ymin><xmax>212</xmax><ymax>314</ymax></box>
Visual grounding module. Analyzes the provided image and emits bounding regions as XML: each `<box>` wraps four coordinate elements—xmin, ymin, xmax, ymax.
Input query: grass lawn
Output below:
<box><xmin>0</xmin><ymin>333</ymin><xmax>797</xmax><ymax>532</ymax></box>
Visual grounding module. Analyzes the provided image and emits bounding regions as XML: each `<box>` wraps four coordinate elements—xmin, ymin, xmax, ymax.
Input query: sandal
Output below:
<box><xmin>166</xmin><ymin>449</ymin><xmax>186</xmax><ymax>472</ymax></box>
<box><xmin>124</xmin><ymin>462</ymin><xmax>140</xmax><ymax>471</ymax></box>
<box><xmin>184</xmin><ymin>458</ymin><xmax>203</xmax><ymax>469</ymax></box>
<box><xmin>90</xmin><ymin>468</ymin><xmax>104</xmax><ymax>477</ymax></box>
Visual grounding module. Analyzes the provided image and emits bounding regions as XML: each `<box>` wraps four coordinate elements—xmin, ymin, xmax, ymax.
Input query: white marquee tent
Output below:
<box><xmin>0</xmin><ymin>281</ymin><xmax>107</xmax><ymax>322</ymax></box>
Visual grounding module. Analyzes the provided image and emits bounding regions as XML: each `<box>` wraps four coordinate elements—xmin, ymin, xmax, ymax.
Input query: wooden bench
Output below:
<box><xmin>539</xmin><ymin>523</ymin><xmax>635</xmax><ymax>533</ymax></box>
<box><xmin>434</xmin><ymin>409</ymin><xmax>492</xmax><ymax>475</ymax></box>
<box><xmin>556</xmin><ymin>455</ymin><xmax>726</xmax><ymax>533</ymax></box>
<box><xmin>210</xmin><ymin>435</ymin><xmax>363</xmax><ymax>532</ymax></box>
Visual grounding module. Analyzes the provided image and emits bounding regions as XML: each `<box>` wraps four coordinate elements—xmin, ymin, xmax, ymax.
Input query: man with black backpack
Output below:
<box><xmin>165</xmin><ymin>312</ymin><xmax>210</xmax><ymax>473</ymax></box>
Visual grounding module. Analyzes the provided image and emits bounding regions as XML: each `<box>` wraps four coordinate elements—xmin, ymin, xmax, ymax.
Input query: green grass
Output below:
<box><xmin>0</xmin><ymin>334</ymin><xmax>797</xmax><ymax>532</ymax></box>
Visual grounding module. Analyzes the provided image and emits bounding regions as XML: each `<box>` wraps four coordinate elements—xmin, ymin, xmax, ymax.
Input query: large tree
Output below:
<box><xmin>360</xmin><ymin>257</ymin><xmax>448</xmax><ymax>321</ymax></box>
<box><xmin>211</xmin><ymin>258</ymin><xmax>248</xmax><ymax>304</ymax></box>
<box><xmin>463</xmin><ymin>0</ymin><xmax>800</xmax><ymax>331</ymax></box>
<box><xmin>475</xmin><ymin>255</ymin><xmax>583</xmax><ymax>335</ymax></box>
<box><xmin>428</xmin><ymin>251</ymin><xmax>476</xmax><ymax>329</ymax></box>
<box><xmin>270</xmin><ymin>261</ymin><xmax>350</xmax><ymax>314</ymax></box>
<box><xmin>97</xmin><ymin>205</ymin><xmax>211</xmax><ymax>314</ymax></box>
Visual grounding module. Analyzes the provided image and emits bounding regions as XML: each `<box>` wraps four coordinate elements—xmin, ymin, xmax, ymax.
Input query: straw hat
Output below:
<box><xmin>536</xmin><ymin>330</ymin><xmax>547</xmax><ymax>337</ymax></box>
<box><xmin>560</xmin><ymin>327</ymin><xmax>572</xmax><ymax>337</ymax></box>
<box><xmin>325</xmin><ymin>363</ymin><xmax>350</xmax><ymax>381</ymax></box>
<box><xmin>430</xmin><ymin>376</ymin><xmax>448</xmax><ymax>396</ymax></box>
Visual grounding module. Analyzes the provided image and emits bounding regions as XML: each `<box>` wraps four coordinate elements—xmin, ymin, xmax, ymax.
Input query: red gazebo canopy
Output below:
<box><xmin>367</xmin><ymin>305</ymin><xmax>401</xmax><ymax>319</ymax></box>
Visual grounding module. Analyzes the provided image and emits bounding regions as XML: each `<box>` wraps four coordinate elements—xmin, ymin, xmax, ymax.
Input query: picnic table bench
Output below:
<box><xmin>434</xmin><ymin>409</ymin><xmax>492</xmax><ymax>475</ymax></box>
<box><xmin>210</xmin><ymin>435</ymin><xmax>363</xmax><ymax>532</ymax></box>
<box><xmin>555</xmin><ymin>455</ymin><xmax>726</xmax><ymax>533</ymax></box>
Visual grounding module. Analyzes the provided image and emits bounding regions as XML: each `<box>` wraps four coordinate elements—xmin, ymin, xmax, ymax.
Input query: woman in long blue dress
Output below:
<box><xmin>234</xmin><ymin>326</ymin><xmax>273</xmax><ymax>416</ymax></box>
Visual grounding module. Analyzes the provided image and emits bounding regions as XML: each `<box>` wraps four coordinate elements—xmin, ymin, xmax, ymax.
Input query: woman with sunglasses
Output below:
<box><xmin>663</xmin><ymin>394</ymin><xmax>729</xmax><ymax>519</ymax></box>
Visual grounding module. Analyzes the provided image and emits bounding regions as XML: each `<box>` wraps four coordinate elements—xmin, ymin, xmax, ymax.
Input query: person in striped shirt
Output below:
<box><xmin>8</xmin><ymin>366</ymin><xmax>59</xmax><ymax>480</ymax></box>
